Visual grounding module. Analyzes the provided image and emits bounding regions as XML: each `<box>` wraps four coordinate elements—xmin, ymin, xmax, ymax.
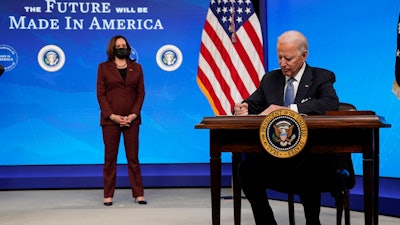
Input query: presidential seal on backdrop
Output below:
<box><xmin>259</xmin><ymin>109</ymin><xmax>308</xmax><ymax>158</ymax></box>
<box><xmin>156</xmin><ymin>44</ymin><xmax>183</xmax><ymax>72</ymax></box>
<box><xmin>37</xmin><ymin>45</ymin><xmax>65</xmax><ymax>72</ymax></box>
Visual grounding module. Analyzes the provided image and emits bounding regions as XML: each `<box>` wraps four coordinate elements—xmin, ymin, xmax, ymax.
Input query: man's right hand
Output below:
<box><xmin>234</xmin><ymin>102</ymin><xmax>249</xmax><ymax>116</ymax></box>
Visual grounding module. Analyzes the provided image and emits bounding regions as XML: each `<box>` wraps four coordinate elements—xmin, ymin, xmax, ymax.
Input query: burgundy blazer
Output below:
<box><xmin>96</xmin><ymin>60</ymin><xmax>145</xmax><ymax>126</ymax></box>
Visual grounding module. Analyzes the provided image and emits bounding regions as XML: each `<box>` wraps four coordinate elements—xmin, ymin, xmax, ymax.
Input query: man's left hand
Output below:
<box><xmin>259</xmin><ymin>104</ymin><xmax>290</xmax><ymax>115</ymax></box>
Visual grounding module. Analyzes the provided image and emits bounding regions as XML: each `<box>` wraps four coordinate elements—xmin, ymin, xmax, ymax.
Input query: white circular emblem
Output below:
<box><xmin>156</xmin><ymin>44</ymin><xmax>183</xmax><ymax>72</ymax></box>
<box><xmin>0</xmin><ymin>44</ymin><xmax>18</xmax><ymax>72</ymax></box>
<box><xmin>37</xmin><ymin>45</ymin><xmax>66</xmax><ymax>72</ymax></box>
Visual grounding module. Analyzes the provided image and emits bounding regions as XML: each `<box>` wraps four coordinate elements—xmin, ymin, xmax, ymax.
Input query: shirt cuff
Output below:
<box><xmin>289</xmin><ymin>104</ymin><xmax>299</xmax><ymax>113</ymax></box>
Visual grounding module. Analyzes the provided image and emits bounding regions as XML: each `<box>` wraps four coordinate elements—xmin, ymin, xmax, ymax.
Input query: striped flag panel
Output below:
<box><xmin>197</xmin><ymin>0</ymin><xmax>265</xmax><ymax>115</ymax></box>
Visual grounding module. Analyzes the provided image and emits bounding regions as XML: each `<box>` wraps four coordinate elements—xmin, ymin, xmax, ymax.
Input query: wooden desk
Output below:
<box><xmin>195</xmin><ymin>113</ymin><xmax>390</xmax><ymax>225</ymax></box>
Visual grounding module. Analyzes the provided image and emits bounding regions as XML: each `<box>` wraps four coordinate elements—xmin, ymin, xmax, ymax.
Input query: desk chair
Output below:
<box><xmin>288</xmin><ymin>102</ymin><xmax>356</xmax><ymax>225</ymax></box>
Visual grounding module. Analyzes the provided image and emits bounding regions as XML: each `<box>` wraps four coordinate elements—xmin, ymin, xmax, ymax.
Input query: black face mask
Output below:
<box><xmin>114</xmin><ymin>48</ymin><xmax>130</xmax><ymax>59</ymax></box>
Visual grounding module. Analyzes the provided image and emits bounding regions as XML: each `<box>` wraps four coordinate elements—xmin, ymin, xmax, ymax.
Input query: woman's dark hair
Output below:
<box><xmin>106</xmin><ymin>35</ymin><xmax>132</xmax><ymax>62</ymax></box>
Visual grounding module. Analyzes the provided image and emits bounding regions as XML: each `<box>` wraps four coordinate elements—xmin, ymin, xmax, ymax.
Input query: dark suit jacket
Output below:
<box><xmin>241</xmin><ymin>64</ymin><xmax>355</xmax><ymax>192</ymax></box>
<box><xmin>245</xmin><ymin>64</ymin><xmax>339</xmax><ymax>115</ymax></box>
<box><xmin>96</xmin><ymin>60</ymin><xmax>145</xmax><ymax>126</ymax></box>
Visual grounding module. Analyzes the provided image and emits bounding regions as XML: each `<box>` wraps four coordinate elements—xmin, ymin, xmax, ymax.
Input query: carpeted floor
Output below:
<box><xmin>1</xmin><ymin>188</ymin><xmax>399</xmax><ymax>225</ymax></box>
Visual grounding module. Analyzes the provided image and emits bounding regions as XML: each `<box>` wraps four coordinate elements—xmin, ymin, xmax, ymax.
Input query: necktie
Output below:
<box><xmin>284</xmin><ymin>77</ymin><xmax>295</xmax><ymax>107</ymax></box>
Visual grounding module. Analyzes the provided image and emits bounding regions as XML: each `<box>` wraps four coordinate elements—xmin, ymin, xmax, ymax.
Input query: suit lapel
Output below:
<box><xmin>125</xmin><ymin>62</ymin><xmax>136</xmax><ymax>83</ymax></box>
<box><xmin>105</xmin><ymin>62</ymin><xmax>124</xmax><ymax>82</ymax></box>
<box><xmin>277</xmin><ymin>72</ymin><xmax>286</xmax><ymax>104</ymax></box>
<box><xmin>295</xmin><ymin>66</ymin><xmax>313</xmax><ymax>103</ymax></box>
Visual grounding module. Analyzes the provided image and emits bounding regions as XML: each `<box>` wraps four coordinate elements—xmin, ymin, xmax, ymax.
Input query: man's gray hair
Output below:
<box><xmin>277</xmin><ymin>30</ymin><xmax>309</xmax><ymax>53</ymax></box>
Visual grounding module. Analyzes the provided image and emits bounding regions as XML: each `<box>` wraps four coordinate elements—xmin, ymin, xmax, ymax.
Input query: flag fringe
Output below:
<box><xmin>392</xmin><ymin>80</ymin><xmax>400</xmax><ymax>99</ymax></box>
<box><xmin>196</xmin><ymin>76</ymin><xmax>221</xmax><ymax>116</ymax></box>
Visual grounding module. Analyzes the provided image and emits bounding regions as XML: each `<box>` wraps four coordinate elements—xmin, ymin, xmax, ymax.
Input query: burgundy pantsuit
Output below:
<box><xmin>102</xmin><ymin>124</ymin><xmax>143</xmax><ymax>198</ymax></box>
<box><xmin>96</xmin><ymin>60</ymin><xmax>145</xmax><ymax>199</ymax></box>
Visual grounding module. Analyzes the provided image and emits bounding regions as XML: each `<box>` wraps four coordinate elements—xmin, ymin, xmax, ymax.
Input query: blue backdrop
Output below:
<box><xmin>266</xmin><ymin>0</ymin><xmax>400</xmax><ymax>178</ymax></box>
<box><xmin>0</xmin><ymin>0</ymin><xmax>399</xmax><ymax>178</ymax></box>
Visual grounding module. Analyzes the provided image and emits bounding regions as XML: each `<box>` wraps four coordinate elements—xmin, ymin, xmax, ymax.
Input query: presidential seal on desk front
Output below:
<box><xmin>259</xmin><ymin>109</ymin><xmax>308</xmax><ymax>158</ymax></box>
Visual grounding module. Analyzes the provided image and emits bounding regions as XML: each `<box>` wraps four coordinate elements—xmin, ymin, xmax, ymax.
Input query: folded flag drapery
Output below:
<box><xmin>197</xmin><ymin>0</ymin><xmax>265</xmax><ymax>115</ymax></box>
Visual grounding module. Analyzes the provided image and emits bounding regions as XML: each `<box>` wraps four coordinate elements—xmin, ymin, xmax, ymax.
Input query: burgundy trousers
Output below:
<box><xmin>101</xmin><ymin>124</ymin><xmax>144</xmax><ymax>198</ymax></box>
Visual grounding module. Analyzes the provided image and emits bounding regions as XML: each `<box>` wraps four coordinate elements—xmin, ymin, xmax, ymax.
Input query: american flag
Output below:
<box><xmin>394</xmin><ymin>12</ymin><xmax>400</xmax><ymax>99</ymax></box>
<box><xmin>197</xmin><ymin>0</ymin><xmax>265</xmax><ymax>115</ymax></box>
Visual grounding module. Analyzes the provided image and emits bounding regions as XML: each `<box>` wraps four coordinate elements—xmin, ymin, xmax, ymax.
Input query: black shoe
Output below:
<box><xmin>103</xmin><ymin>202</ymin><xmax>113</xmax><ymax>206</ymax></box>
<box><xmin>135</xmin><ymin>198</ymin><xmax>147</xmax><ymax>205</ymax></box>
